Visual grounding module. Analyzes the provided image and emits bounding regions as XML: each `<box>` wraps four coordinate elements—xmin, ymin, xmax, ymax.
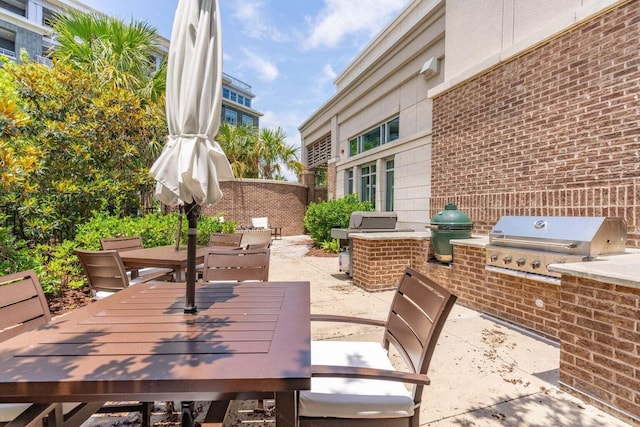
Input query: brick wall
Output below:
<box><xmin>424</xmin><ymin>245</ymin><xmax>561</xmax><ymax>340</ymax></box>
<box><xmin>559</xmin><ymin>275</ymin><xmax>640</xmax><ymax>424</ymax></box>
<box><xmin>202</xmin><ymin>179</ymin><xmax>308</xmax><ymax>236</ymax></box>
<box><xmin>351</xmin><ymin>237</ymin><xmax>430</xmax><ymax>291</ymax></box>
<box><xmin>431</xmin><ymin>0</ymin><xmax>640</xmax><ymax>246</ymax></box>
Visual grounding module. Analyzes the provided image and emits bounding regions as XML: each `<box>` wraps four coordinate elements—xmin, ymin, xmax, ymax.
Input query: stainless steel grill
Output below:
<box><xmin>486</xmin><ymin>216</ymin><xmax>627</xmax><ymax>279</ymax></box>
<box><xmin>331</xmin><ymin>212</ymin><xmax>412</xmax><ymax>276</ymax></box>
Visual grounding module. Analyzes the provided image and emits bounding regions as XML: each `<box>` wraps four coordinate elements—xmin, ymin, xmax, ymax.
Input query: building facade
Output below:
<box><xmin>0</xmin><ymin>0</ymin><xmax>262</xmax><ymax>126</ymax></box>
<box><xmin>299</xmin><ymin>0</ymin><xmax>638</xmax><ymax>240</ymax></box>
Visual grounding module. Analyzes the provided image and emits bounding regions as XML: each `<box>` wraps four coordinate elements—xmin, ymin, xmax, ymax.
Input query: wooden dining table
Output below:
<box><xmin>118</xmin><ymin>244</ymin><xmax>209</xmax><ymax>282</ymax></box>
<box><xmin>0</xmin><ymin>280</ymin><xmax>311</xmax><ymax>427</ymax></box>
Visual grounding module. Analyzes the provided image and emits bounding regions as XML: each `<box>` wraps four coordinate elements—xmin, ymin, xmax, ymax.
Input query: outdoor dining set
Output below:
<box><xmin>0</xmin><ymin>230</ymin><xmax>457</xmax><ymax>427</ymax></box>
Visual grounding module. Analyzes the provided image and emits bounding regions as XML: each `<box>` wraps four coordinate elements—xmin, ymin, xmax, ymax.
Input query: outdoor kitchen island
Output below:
<box><xmin>443</xmin><ymin>237</ymin><xmax>640</xmax><ymax>426</ymax></box>
<box><xmin>346</xmin><ymin>229</ymin><xmax>639</xmax><ymax>425</ymax></box>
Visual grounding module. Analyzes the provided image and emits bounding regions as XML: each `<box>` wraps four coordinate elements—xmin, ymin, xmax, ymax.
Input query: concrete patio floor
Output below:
<box><xmin>81</xmin><ymin>235</ymin><xmax>632</xmax><ymax>426</ymax></box>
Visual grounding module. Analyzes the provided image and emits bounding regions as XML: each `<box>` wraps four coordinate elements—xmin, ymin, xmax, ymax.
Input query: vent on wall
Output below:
<box><xmin>420</xmin><ymin>57</ymin><xmax>440</xmax><ymax>79</ymax></box>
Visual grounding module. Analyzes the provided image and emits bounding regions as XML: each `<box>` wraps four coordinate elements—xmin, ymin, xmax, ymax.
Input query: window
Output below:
<box><xmin>244</xmin><ymin>98</ymin><xmax>251</xmax><ymax>107</ymax></box>
<box><xmin>224</xmin><ymin>109</ymin><xmax>237</xmax><ymax>125</ymax></box>
<box><xmin>237</xmin><ymin>95</ymin><xmax>244</xmax><ymax>105</ymax></box>
<box><xmin>230</xmin><ymin>92</ymin><xmax>237</xmax><ymax>102</ymax></box>
<box><xmin>347</xmin><ymin>170</ymin><xmax>354</xmax><ymax>195</ymax></box>
<box><xmin>222</xmin><ymin>88</ymin><xmax>230</xmax><ymax>99</ymax></box>
<box><xmin>360</xmin><ymin>164</ymin><xmax>376</xmax><ymax>208</ymax></box>
<box><xmin>348</xmin><ymin>116</ymin><xmax>399</xmax><ymax>156</ymax></box>
<box><xmin>241</xmin><ymin>114</ymin><xmax>254</xmax><ymax>127</ymax></box>
<box><xmin>385</xmin><ymin>159</ymin><xmax>394</xmax><ymax>211</ymax></box>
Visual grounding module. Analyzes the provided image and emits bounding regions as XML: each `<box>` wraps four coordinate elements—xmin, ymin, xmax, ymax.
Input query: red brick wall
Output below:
<box><xmin>351</xmin><ymin>237</ymin><xmax>430</xmax><ymax>291</ymax></box>
<box><xmin>559</xmin><ymin>275</ymin><xmax>640</xmax><ymax>425</ymax></box>
<box><xmin>202</xmin><ymin>179</ymin><xmax>308</xmax><ymax>236</ymax></box>
<box><xmin>431</xmin><ymin>0</ymin><xmax>640</xmax><ymax>246</ymax></box>
<box><xmin>425</xmin><ymin>245</ymin><xmax>561</xmax><ymax>340</ymax></box>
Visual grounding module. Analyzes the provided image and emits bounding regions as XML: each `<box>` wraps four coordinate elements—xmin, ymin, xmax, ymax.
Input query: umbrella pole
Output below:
<box><xmin>184</xmin><ymin>201</ymin><xmax>200</xmax><ymax>314</ymax></box>
<box><xmin>175</xmin><ymin>205</ymin><xmax>183</xmax><ymax>251</ymax></box>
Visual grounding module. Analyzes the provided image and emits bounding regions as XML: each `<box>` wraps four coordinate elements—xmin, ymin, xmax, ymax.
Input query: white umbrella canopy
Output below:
<box><xmin>150</xmin><ymin>0</ymin><xmax>233</xmax><ymax>321</ymax></box>
<box><xmin>150</xmin><ymin>0</ymin><xmax>233</xmax><ymax>208</ymax></box>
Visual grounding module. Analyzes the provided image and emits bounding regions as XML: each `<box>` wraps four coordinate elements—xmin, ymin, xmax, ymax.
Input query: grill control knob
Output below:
<box><xmin>503</xmin><ymin>256</ymin><xmax>512</xmax><ymax>264</ymax></box>
<box><xmin>531</xmin><ymin>260</ymin><xmax>541</xmax><ymax>269</ymax></box>
<box><xmin>516</xmin><ymin>258</ymin><xmax>526</xmax><ymax>266</ymax></box>
<box><xmin>490</xmin><ymin>254</ymin><xmax>498</xmax><ymax>262</ymax></box>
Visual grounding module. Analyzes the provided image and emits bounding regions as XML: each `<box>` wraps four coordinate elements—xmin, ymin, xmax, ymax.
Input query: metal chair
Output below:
<box><xmin>75</xmin><ymin>249</ymin><xmax>171</xmax><ymax>300</ymax></box>
<box><xmin>0</xmin><ymin>270</ymin><xmax>104</xmax><ymax>427</ymax></box>
<box><xmin>201</xmin><ymin>248</ymin><xmax>270</xmax><ymax>283</ymax></box>
<box><xmin>298</xmin><ymin>267</ymin><xmax>457</xmax><ymax>427</ymax></box>
<box><xmin>99</xmin><ymin>236</ymin><xmax>173</xmax><ymax>279</ymax></box>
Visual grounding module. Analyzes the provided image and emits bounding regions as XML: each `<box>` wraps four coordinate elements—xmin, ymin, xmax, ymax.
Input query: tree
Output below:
<box><xmin>215</xmin><ymin>123</ymin><xmax>304</xmax><ymax>180</ymax></box>
<box><xmin>215</xmin><ymin>122</ymin><xmax>258</xmax><ymax>178</ymax></box>
<box><xmin>0</xmin><ymin>58</ymin><xmax>166</xmax><ymax>243</ymax></box>
<box><xmin>50</xmin><ymin>10</ymin><xmax>166</xmax><ymax>104</ymax></box>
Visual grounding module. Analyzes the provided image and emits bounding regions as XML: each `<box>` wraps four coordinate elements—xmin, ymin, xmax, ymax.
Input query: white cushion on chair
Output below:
<box><xmin>298</xmin><ymin>341</ymin><xmax>415</xmax><ymax>419</ymax></box>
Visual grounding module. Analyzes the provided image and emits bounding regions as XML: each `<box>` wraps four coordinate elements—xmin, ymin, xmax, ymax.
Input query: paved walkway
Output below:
<box><xmin>83</xmin><ymin>235</ymin><xmax>633</xmax><ymax>426</ymax></box>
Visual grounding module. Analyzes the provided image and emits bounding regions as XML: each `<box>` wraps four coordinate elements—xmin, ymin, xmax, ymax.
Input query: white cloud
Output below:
<box><xmin>229</xmin><ymin>0</ymin><xmax>291</xmax><ymax>42</ymax></box>
<box><xmin>322</xmin><ymin>63</ymin><xmax>337</xmax><ymax>81</ymax></box>
<box><xmin>303</xmin><ymin>0</ymin><xmax>410</xmax><ymax>50</ymax></box>
<box><xmin>242</xmin><ymin>48</ymin><xmax>279</xmax><ymax>81</ymax></box>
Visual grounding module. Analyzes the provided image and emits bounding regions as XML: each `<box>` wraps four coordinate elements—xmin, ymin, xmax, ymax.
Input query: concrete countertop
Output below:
<box><xmin>451</xmin><ymin>235</ymin><xmax>489</xmax><ymax>248</ymax></box>
<box><xmin>548</xmin><ymin>250</ymin><xmax>640</xmax><ymax>289</ymax></box>
<box><xmin>348</xmin><ymin>231</ymin><xmax>431</xmax><ymax>240</ymax></box>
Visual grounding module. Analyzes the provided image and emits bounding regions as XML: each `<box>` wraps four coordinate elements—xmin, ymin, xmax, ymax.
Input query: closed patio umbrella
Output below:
<box><xmin>150</xmin><ymin>0</ymin><xmax>233</xmax><ymax>315</ymax></box>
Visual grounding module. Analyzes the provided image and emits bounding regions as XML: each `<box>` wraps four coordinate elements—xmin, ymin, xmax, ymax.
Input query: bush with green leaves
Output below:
<box><xmin>303</xmin><ymin>194</ymin><xmax>373</xmax><ymax>247</ymax></box>
<box><xmin>0</xmin><ymin>215</ymin><xmax>38</xmax><ymax>276</ymax></box>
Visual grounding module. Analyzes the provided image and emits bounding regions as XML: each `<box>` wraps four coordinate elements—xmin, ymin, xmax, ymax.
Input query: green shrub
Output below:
<box><xmin>320</xmin><ymin>238</ymin><xmax>340</xmax><ymax>253</ymax></box>
<box><xmin>0</xmin><ymin>216</ymin><xmax>38</xmax><ymax>276</ymax></box>
<box><xmin>303</xmin><ymin>194</ymin><xmax>373</xmax><ymax>247</ymax></box>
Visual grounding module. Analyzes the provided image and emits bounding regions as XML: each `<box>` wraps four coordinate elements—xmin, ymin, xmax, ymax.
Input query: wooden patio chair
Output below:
<box><xmin>99</xmin><ymin>236</ymin><xmax>173</xmax><ymax>279</ymax></box>
<box><xmin>297</xmin><ymin>267</ymin><xmax>457</xmax><ymax>427</ymax></box>
<box><xmin>75</xmin><ymin>249</ymin><xmax>171</xmax><ymax>300</ymax></box>
<box><xmin>208</xmin><ymin>232</ymin><xmax>243</xmax><ymax>248</ymax></box>
<box><xmin>0</xmin><ymin>270</ymin><xmax>104</xmax><ymax>427</ymax></box>
<box><xmin>201</xmin><ymin>248</ymin><xmax>270</xmax><ymax>283</ymax></box>
<box><xmin>245</xmin><ymin>241</ymin><xmax>272</xmax><ymax>249</ymax></box>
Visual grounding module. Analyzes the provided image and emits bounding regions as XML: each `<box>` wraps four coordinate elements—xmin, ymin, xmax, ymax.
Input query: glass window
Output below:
<box><xmin>361</xmin><ymin>127</ymin><xmax>381</xmax><ymax>152</ymax></box>
<box><xmin>244</xmin><ymin>98</ymin><xmax>251</xmax><ymax>107</ymax></box>
<box><xmin>385</xmin><ymin>159</ymin><xmax>394</xmax><ymax>211</ymax></box>
<box><xmin>360</xmin><ymin>164</ymin><xmax>376</xmax><ymax>208</ymax></box>
<box><xmin>230</xmin><ymin>91</ymin><xmax>237</xmax><ymax>102</ymax></box>
<box><xmin>222</xmin><ymin>88</ymin><xmax>230</xmax><ymax>99</ymax></box>
<box><xmin>348</xmin><ymin>116</ymin><xmax>399</xmax><ymax>156</ymax></box>
<box><xmin>242</xmin><ymin>114</ymin><xmax>254</xmax><ymax>127</ymax></box>
<box><xmin>347</xmin><ymin>170</ymin><xmax>354</xmax><ymax>194</ymax></box>
<box><xmin>237</xmin><ymin>95</ymin><xmax>244</xmax><ymax>105</ymax></box>
<box><xmin>349</xmin><ymin>138</ymin><xmax>358</xmax><ymax>157</ymax></box>
<box><xmin>386</xmin><ymin>117</ymin><xmax>399</xmax><ymax>142</ymax></box>
<box><xmin>224</xmin><ymin>109</ymin><xmax>237</xmax><ymax>125</ymax></box>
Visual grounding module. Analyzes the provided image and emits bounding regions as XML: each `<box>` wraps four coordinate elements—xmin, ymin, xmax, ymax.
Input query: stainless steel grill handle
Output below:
<box><xmin>492</xmin><ymin>236</ymin><xmax>578</xmax><ymax>249</ymax></box>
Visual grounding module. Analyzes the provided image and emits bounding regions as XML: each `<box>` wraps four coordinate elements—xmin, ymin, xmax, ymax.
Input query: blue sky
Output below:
<box><xmin>79</xmin><ymin>0</ymin><xmax>412</xmax><ymax>170</ymax></box>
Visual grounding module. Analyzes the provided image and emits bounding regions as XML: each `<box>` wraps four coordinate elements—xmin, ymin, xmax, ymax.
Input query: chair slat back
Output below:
<box><xmin>384</xmin><ymin>268</ymin><xmax>456</xmax><ymax>399</ymax></box>
<box><xmin>0</xmin><ymin>270</ymin><xmax>51</xmax><ymax>342</ymax></box>
<box><xmin>208</xmin><ymin>233</ymin><xmax>243</xmax><ymax>248</ymax></box>
<box><xmin>100</xmin><ymin>236</ymin><xmax>144</xmax><ymax>252</ymax></box>
<box><xmin>202</xmin><ymin>248</ymin><xmax>270</xmax><ymax>282</ymax></box>
<box><xmin>75</xmin><ymin>249</ymin><xmax>130</xmax><ymax>293</ymax></box>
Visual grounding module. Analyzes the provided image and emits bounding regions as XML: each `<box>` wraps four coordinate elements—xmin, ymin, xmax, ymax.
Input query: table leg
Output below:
<box><xmin>275</xmin><ymin>392</ymin><xmax>297</xmax><ymax>427</ymax></box>
<box><xmin>174</xmin><ymin>266</ymin><xmax>185</xmax><ymax>282</ymax></box>
<box><xmin>181</xmin><ymin>401</ymin><xmax>195</xmax><ymax>427</ymax></box>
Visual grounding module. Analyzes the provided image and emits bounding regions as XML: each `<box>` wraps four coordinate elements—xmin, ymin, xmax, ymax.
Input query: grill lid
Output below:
<box><xmin>489</xmin><ymin>216</ymin><xmax>627</xmax><ymax>257</ymax></box>
<box><xmin>349</xmin><ymin>211</ymin><xmax>397</xmax><ymax>230</ymax></box>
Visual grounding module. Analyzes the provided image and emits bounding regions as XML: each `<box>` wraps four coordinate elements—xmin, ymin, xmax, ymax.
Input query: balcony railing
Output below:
<box><xmin>0</xmin><ymin>47</ymin><xmax>16</xmax><ymax>60</ymax></box>
<box><xmin>222</xmin><ymin>72</ymin><xmax>252</xmax><ymax>94</ymax></box>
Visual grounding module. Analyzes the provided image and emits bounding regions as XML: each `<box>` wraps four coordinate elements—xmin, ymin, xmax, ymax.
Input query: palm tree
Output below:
<box><xmin>50</xmin><ymin>10</ymin><xmax>166</xmax><ymax>103</ymax></box>
<box><xmin>215</xmin><ymin>122</ymin><xmax>259</xmax><ymax>178</ymax></box>
<box><xmin>256</xmin><ymin>127</ymin><xmax>304</xmax><ymax>180</ymax></box>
